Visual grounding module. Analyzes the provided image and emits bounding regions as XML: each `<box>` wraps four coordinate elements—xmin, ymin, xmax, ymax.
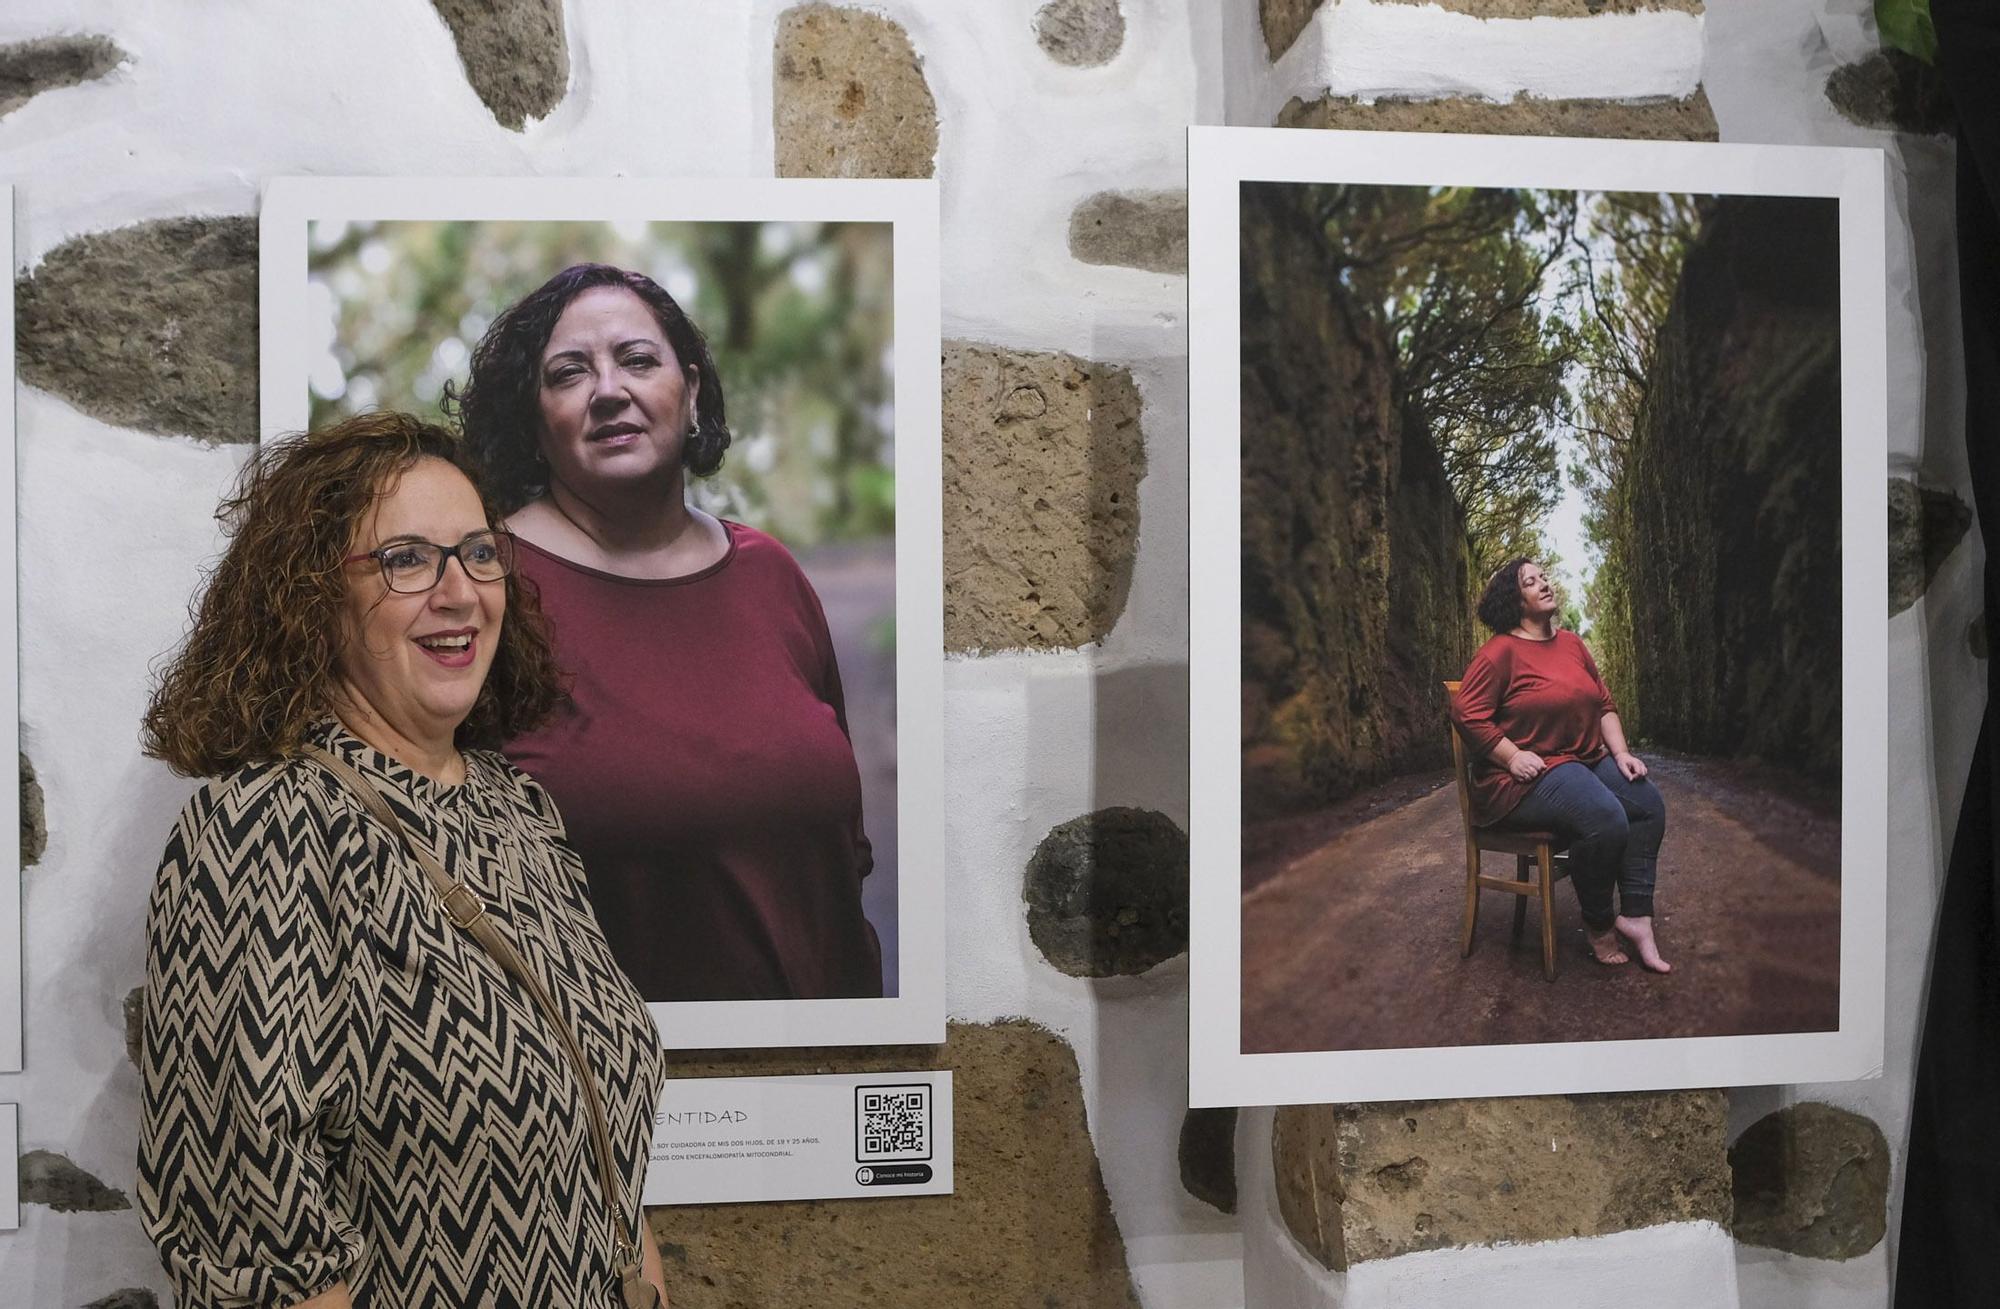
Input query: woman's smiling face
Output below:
<box><xmin>535</xmin><ymin>284</ymin><xmax>701</xmax><ymax>499</ymax></box>
<box><xmin>334</xmin><ymin>457</ymin><xmax>506</xmax><ymax>748</ymax></box>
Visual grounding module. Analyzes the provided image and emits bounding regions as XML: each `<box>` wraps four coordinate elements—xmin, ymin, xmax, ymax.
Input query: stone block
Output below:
<box><xmin>1826</xmin><ymin>50</ymin><xmax>1954</xmax><ymax>136</ymax></box>
<box><xmin>1888</xmin><ymin>477</ymin><xmax>1972</xmax><ymax>616</ymax></box>
<box><xmin>124</xmin><ymin>986</ymin><xmax>145</xmax><ymax>1071</ymax></box>
<box><xmin>1036</xmin><ymin>0</ymin><xmax>1126</xmax><ymax>67</ymax></box>
<box><xmin>774</xmin><ymin>4</ymin><xmax>938</xmax><ymax>179</ymax></box>
<box><xmin>17</xmin><ymin>216</ymin><xmax>258</xmax><ymax>444</ymax></box>
<box><xmin>1730</xmin><ymin>1102</ymin><xmax>1889</xmax><ymax>1260</ymax></box>
<box><xmin>1069</xmin><ymin>190</ymin><xmax>1188</xmax><ymax>274</ymax></box>
<box><xmin>83</xmin><ymin>1292</ymin><xmax>160</xmax><ymax>1309</ymax></box>
<box><xmin>1273</xmin><ymin>1102</ymin><xmax>1346</xmax><ymax>1269</ymax></box>
<box><xmin>20</xmin><ymin>752</ymin><xmax>44</xmax><ymax>867</ymax></box>
<box><xmin>652</xmin><ymin>1020</ymin><xmax>1139</xmax><ymax>1307</ymax></box>
<box><xmin>1179</xmin><ymin>1107</ymin><xmax>1239</xmax><ymax>1214</ymax></box>
<box><xmin>1273</xmin><ymin>1092</ymin><xmax>1729</xmax><ymax>1269</ymax></box>
<box><xmin>1278</xmin><ymin>90</ymin><xmax>1719</xmax><ymax>141</ymax></box>
<box><xmin>19</xmin><ymin>1149</ymin><xmax>130</xmax><ymax>1212</ymax></box>
<box><xmin>1261</xmin><ymin>0</ymin><xmax>1326</xmax><ymax>60</ymax></box>
<box><xmin>942</xmin><ymin>341</ymin><xmax>1144</xmax><ymax>651</ymax></box>
<box><xmin>1025</xmin><ymin>807</ymin><xmax>1188</xmax><ymax>977</ymax></box>
<box><xmin>0</xmin><ymin>34</ymin><xmax>124</xmax><ymax>118</ymax></box>
<box><xmin>430</xmin><ymin>0</ymin><xmax>568</xmax><ymax>129</ymax></box>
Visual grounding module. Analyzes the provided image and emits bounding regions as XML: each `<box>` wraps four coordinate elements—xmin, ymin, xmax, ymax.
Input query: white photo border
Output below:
<box><xmin>260</xmin><ymin>176</ymin><xmax>945</xmax><ymax>1050</ymax></box>
<box><xmin>1187</xmin><ymin>128</ymin><xmax>1888</xmax><ymax>1107</ymax></box>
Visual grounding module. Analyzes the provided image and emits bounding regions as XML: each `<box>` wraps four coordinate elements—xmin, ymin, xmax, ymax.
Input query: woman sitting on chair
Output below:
<box><xmin>1449</xmin><ymin>557</ymin><xmax>1672</xmax><ymax>973</ymax></box>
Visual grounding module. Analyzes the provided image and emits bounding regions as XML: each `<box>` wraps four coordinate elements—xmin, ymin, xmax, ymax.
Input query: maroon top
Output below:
<box><xmin>1450</xmin><ymin>629</ymin><xmax>1619</xmax><ymax>826</ymax></box>
<box><xmin>505</xmin><ymin>523</ymin><xmax>881</xmax><ymax>1002</ymax></box>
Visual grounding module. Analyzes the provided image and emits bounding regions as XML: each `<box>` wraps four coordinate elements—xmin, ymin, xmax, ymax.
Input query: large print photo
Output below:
<box><xmin>261</xmin><ymin>179</ymin><xmax>944</xmax><ymax>1049</ymax></box>
<box><xmin>1188</xmin><ymin>131</ymin><xmax>1886</xmax><ymax>1105</ymax></box>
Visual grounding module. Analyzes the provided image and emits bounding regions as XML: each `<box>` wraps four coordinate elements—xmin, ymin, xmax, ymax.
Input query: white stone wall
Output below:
<box><xmin>0</xmin><ymin>1</ymin><xmax>1965</xmax><ymax>1306</ymax></box>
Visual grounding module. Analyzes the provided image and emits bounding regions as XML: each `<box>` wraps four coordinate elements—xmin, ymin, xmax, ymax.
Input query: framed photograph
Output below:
<box><xmin>261</xmin><ymin>177</ymin><xmax>943</xmax><ymax>1049</ymax></box>
<box><xmin>1187</xmin><ymin>128</ymin><xmax>1887</xmax><ymax>1105</ymax></box>
<box><xmin>0</xmin><ymin>186</ymin><xmax>19</xmax><ymax>1074</ymax></box>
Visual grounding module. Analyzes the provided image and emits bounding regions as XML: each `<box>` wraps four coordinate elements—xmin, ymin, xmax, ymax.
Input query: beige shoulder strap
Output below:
<box><xmin>301</xmin><ymin>744</ymin><xmax>660</xmax><ymax>1309</ymax></box>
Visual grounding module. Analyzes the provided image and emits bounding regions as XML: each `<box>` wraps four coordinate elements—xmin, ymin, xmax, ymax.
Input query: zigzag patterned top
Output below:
<box><xmin>137</xmin><ymin>720</ymin><xmax>668</xmax><ymax>1308</ymax></box>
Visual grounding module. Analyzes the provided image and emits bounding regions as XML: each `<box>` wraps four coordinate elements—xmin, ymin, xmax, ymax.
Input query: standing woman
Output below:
<box><xmin>137</xmin><ymin>413</ymin><xmax>671</xmax><ymax>1307</ymax></box>
<box><xmin>1449</xmin><ymin>557</ymin><xmax>1673</xmax><ymax>972</ymax></box>
<box><xmin>453</xmin><ymin>262</ymin><xmax>881</xmax><ymax>1003</ymax></box>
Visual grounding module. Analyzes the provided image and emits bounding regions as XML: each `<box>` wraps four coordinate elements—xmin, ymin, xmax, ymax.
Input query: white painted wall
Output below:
<box><xmin>0</xmin><ymin>1</ymin><xmax>1964</xmax><ymax>1307</ymax></box>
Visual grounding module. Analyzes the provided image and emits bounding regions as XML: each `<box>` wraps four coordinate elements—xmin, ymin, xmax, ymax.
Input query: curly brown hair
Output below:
<box><xmin>142</xmin><ymin>411</ymin><xmax>565</xmax><ymax>777</ymax></box>
<box><xmin>1476</xmin><ymin>555</ymin><xmax>1537</xmax><ymax>633</ymax></box>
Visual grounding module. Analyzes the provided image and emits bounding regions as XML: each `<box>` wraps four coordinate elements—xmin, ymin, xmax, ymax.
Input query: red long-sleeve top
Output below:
<box><xmin>1450</xmin><ymin>629</ymin><xmax>1618</xmax><ymax>826</ymax></box>
<box><xmin>504</xmin><ymin>524</ymin><xmax>881</xmax><ymax>1003</ymax></box>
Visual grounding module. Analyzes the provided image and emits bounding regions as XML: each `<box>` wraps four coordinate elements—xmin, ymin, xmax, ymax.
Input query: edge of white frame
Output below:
<box><xmin>1186</xmin><ymin>128</ymin><xmax>1888</xmax><ymax>1107</ymax></box>
<box><xmin>1</xmin><ymin>187</ymin><xmax>21</xmax><ymax>1074</ymax></box>
<box><xmin>259</xmin><ymin>177</ymin><xmax>945</xmax><ymax>1050</ymax></box>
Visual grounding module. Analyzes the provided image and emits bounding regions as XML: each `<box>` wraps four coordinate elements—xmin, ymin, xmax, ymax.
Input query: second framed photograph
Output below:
<box><xmin>261</xmin><ymin>177</ymin><xmax>943</xmax><ymax>1049</ymax></box>
<box><xmin>1188</xmin><ymin>128</ymin><xmax>1887</xmax><ymax>1106</ymax></box>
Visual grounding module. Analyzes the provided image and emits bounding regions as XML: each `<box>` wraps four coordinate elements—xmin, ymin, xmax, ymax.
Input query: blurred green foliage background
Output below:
<box><xmin>307</xmin><ymin>219</ymin><xmax>897</xmax><ymax>550</ymax></box>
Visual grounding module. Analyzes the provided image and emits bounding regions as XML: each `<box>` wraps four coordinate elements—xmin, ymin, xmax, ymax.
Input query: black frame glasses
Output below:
<box><xmin>344</xmin><ymin>529</ymin><xmax>517</xmax><ymax>594</ymax></box>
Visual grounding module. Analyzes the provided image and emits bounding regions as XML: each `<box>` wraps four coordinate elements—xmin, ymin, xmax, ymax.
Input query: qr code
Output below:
<box><xmin>856</xmin><ymin>1084</ymin><xmax>932</xmax><ymax>1162</ymax></box>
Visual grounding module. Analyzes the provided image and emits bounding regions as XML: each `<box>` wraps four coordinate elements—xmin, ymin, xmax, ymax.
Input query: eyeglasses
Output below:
<box><xmin>344</xmin><ymin>529</ymin><xmax>517</xmax><ymax>594</ymax></box>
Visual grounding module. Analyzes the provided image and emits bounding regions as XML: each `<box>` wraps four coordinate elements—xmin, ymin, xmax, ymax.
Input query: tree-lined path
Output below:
<box><xmin>1240</xmin><ymin>753</ymin><xmax>1840</xmax><ymax>1053</ymax></box>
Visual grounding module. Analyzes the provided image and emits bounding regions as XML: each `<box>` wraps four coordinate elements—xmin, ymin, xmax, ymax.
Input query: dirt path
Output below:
<box><xmin>798</xmin><ymin>539</ymin><xmax>899</xmax><ymax>994</ymax></box>
<box><xmin>1240</xmin><ymin>754</ymin><xmax>1841</xmax><ymax>1052</ymax></box>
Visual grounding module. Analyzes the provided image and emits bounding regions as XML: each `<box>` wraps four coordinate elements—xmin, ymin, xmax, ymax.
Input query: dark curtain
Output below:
<box><xmin>1895</xmin><ymin>3</ymin><xmax>2000</xmax><ymax>1304</ymax></box>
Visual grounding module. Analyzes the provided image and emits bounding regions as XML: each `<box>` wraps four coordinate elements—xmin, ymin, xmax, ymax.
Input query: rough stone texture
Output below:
<box><xmin>1069</xmin><ymin>190</ymin><xmax>1189</xmax><ymax>274</ymax></box>
<box><xmin>0</xmin><ymin>34</ymin><xmax>124</xmax><ymax>118</ymax></box>
<box><xmin>1278</xmin><ymin>90</ymin><xmax>1720</xmax><ymax>142</ymax></box>
<box><xmin>774</xmin><ymin>4</ymin><xmax>938</xmax><ymax>179</ymax></box>
<box><xmin>1036</xmin><ymin>0</ymin><xmax>1126</xmax><ymax>66</ymax></box>
<box><xmin>1273</xmin><ymin>1092</ymin><xmax>1730</xmax><ymax>1269</ymax></box>
<box><xmin>1239</xmin><ymin>181</ymin><xmax>1477</xmax><ymax>819</ymax></box>
<box><xmin>123</xmin><ymin>985</ymin><xmax>145</xmax><ymax>1071</ymax></box>
<box><xmin>1614</xmin><ymin>197</ymin><xmax>1841</xmax><ymax>773</ymax></box>
<box><xmin>1889</xmin><ymin>478</ymin><xmax>1973</xmax><ymax>616</ymax></box>
<box><xmin>1826</xmin><ymin>50</ymin><xmax>1954</xmax><ymax>136</ymax></box>
<box><xmin>1972</xmin><ymin>614</ymin><xmax>1988</xmax><ymax>660</ymax></box>
<box><xmin>1272</xmin><ymin>1100</ymin><xmax>1346</xmax><ymax>1268</ymax></box>
<box><xmin>942</xmin><ymin>341</ymin><xmax>1144</xmax><ymax>651</ymax></box>
<box><xmin>1261</xmin><ymin>0</ymin><xmax>1325</xmax><ymax>60</ymax></box>
<box><xmin>430</xmin><ymin>0</ymin><xmax>568</xmax><ymax>130</ymax></box>
<box><xmin>1730</xmin><ymin>1102</ymin><xmax>1890</xmax><ymax>1260</ymax></box>
<box><xmin>1376</xmin><ymin>0</ymin><xmax>1701</xmax><ymax>14</ymax></box>
<box><xmin>653</xmin><ymin>1020</ymin><xmax>1139</xmax><ymax>1307</ymax></box>
<box><xmin>82</xmin><ymin>1292</ymin><xmax>160</xmax><ymax>1309</ymax></box>
<box><xmin>19</xmin><ymin>1149</ymin><xmax>131</xmax><ymax>1212</ymax></box>
<box><xmin>17</xmin><ymin>216</ymin><xmax>258</xmax><ymax>444</ymax></box>
<box><xmin>1179</xmin><ymin>1107</ymin><xmax>1239</xmax><ymax>1214</ymax></box>
<box><xmin>20</xmin><ymin>752</ymin><xmax>45</xmax><ymax>867</ymax></box>
<box><xmin>1024</xmin><ymin>807</ymin><xmax>1188</xmax><ymax>977</ymax></box>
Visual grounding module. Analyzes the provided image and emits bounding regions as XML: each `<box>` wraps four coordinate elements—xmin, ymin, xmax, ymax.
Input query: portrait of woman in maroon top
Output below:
<box><xmin>1450</xmin><ymin>557</ymin><xmax>1672</xmax><ymax>972</ymax></box>
<box><xmin>454</xmin><ymin>262</ymin><xmax>883</xmax><ymax>1004</ymax></box>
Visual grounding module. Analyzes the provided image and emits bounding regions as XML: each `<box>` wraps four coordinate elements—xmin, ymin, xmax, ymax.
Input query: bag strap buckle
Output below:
<box><xmin>438</xmin><ymin>882</ymin><xmax>486</xmax><ymax>929</ymax></box>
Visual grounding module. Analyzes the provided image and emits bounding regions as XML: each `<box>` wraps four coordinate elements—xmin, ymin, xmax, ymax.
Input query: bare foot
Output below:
<box><xmin>1614</xmin><ymin>915</ymin><xmax>1673</xmax><ymax>973</ymax></box>
<box><xmin>1585</xmin><ymin>926</ymin><xmax>1629</xmax><ymax>965</ymax></box>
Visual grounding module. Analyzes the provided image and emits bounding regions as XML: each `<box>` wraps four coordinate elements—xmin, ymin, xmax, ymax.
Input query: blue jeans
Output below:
<box><xmin>1502</xmin><ymin>757</ymin><xmax>1666</xmax><ymax>930</ymax></box>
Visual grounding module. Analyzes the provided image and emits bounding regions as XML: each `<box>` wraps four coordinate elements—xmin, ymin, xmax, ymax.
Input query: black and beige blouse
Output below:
<box><xmin>137</xmin><ymin>721</ymin><xmax>667</xmax><ymax>1308</ymax></box>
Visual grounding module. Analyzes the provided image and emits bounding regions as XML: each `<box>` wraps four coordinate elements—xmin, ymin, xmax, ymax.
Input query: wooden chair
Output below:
<box><xmin>1442</xmin><ymin>680</ymin><xmax>1569</xmax><ymax>981</ymax></box>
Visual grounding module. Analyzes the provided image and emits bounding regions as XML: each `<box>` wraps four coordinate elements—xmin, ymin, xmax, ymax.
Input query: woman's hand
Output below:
<box><xmin>1614</xmin><ymin>752</ymin><xmax>1648</xmax><ymax>781</ymax></box>
<box><xmin>1507</xmin><ymin>750</ymin><xmax>1547</xmax><ymax>782</ymax></box>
